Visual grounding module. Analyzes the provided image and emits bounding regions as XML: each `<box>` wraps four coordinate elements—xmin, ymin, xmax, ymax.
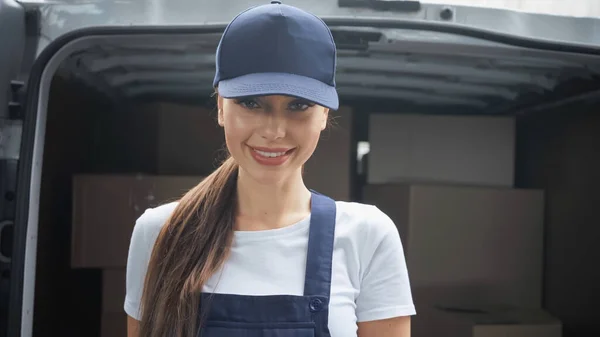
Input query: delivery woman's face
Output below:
<box><xmin>218</xmin><ymin>94</ymin><xmax>329</xmax><ymax>184</ymax></box>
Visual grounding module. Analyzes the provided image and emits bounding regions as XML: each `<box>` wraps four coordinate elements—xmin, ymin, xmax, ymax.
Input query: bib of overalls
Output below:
<box><xmin>196</xmin><ymin>191</ymin><xmax>336</xmax><ymax>337</ymax></box>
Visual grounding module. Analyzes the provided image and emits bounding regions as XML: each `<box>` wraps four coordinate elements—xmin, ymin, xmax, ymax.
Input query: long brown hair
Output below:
<box><xmin>138</xmin><ymin>156</ymin><xmax>239</xmax><ymax>337</ymax></box>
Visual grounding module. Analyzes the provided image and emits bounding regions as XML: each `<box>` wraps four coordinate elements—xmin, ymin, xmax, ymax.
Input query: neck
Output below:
<box><xmin>235</xmin><ymin>168</ymin><xmax>312</xmax><ymax>231</ymax></box>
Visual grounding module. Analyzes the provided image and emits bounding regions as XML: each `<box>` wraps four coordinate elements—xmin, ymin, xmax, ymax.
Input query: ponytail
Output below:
<box><xmin>139</xmin><ymin>156</ymin><xmax>239</xmax><ymax>337</ymax></box>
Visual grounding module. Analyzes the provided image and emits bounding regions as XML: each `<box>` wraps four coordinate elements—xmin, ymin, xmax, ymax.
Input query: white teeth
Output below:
<box><xmin>254</xmin><ymin>149</ymin><xmax>287</xmax><ymax>158</ymax></box>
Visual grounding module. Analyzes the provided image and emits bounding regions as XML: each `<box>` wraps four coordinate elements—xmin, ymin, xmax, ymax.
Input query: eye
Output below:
<box><xmin>289</xmin><ymin>100</ymin><xmax>315</xmax><ymax>111</ymax></box>
<box><xmin>235</xmin><ymin>98</ymin><xmax>261</xmax><ymax>110</ymax></box>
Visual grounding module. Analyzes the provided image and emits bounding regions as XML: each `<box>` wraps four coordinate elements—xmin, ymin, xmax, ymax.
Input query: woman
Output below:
<box><xmin>124</xmin><ymin>1</ymin><xmax>416</xmax><ymax>336</ymax></box>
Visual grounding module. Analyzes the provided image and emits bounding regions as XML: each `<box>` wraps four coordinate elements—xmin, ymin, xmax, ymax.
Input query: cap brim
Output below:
<box><xmin>217</xmin><ymin>72</ymin><xmax>339</xmax><ymax>110</ymax></box>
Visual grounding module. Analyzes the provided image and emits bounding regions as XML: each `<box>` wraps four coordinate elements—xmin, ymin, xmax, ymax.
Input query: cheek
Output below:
<box><xmin>291</xmin><ymin>119</ymin><xmax>323</xmax><ymax>153</ymax></box>
<box><xmin>222</xmin><ymin>110</ymin><xmax>257</xmax><ymax>142</ymax></box>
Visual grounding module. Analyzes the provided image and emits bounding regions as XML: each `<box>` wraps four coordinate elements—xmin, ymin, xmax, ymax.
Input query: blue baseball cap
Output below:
<box><xmin>213</xmin><ymin>1</ymin><xmax>339</xmax><ymax>110</ymax></box>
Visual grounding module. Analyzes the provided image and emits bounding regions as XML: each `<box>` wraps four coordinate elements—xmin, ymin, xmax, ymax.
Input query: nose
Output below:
<box><xmin>259</xmin><ymin>112</ymin><xmax>286</xmax><ymax>140</ymax></box>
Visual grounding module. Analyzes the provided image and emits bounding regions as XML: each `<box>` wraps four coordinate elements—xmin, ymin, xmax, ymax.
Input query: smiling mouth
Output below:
<box><xmin>248</xmin><ymin>146</ymin><xmax>296</xmax><ymax>165</ymax></box>
<box><xmin>252</xmin><ymin>148</ymin><xmax>293</xmax><ymax>158</ymax></box>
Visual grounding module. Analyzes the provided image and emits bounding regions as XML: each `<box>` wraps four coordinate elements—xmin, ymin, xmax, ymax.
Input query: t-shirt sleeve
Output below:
<box><xmin>124</xmin><ymin>208</ymin><xmax>163</xmax><ymax>320</ymax></box>
<box><xmin>355</xmin><ymin>206</ymin><xmax>416</xmax><ymax>322</ymax></box>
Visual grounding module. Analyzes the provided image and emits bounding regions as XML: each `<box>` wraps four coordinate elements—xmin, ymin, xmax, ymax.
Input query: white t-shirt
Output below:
<box><xmin>124</xmin><ymin>201</ymin><xmax>416</xmax><ymax>336</ymax></box>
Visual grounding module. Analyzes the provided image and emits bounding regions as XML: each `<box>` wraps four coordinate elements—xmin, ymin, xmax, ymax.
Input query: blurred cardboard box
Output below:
<box><xmin>146</xmin><ymin>103</ymin><xmax>226</xmax><ymax>176</ymax></box>
<box><xmin>101</xmin><ymin>269</ymin><xmax>127</xmax><ymax>337</ymax></box>
<box><xmin>412</xmin><ymin>304</ymin><xmax>561</xmax><ymax>337</ymax></box>
<box><xmin>101</xmin><ymin>312</ymin><xmax>127</xmax><ymax>337</ymax></box>
<box><xmin>71</xmin><ymin>174</ymin><xmax>203</xmax><ymax>268</ymax></box>
<box><xmin>303</xmin><ymin>106</ymin><xmax>353</xmax><ymax>201</ymax></box>
<box><xmin>363</xmin><ymin>183</ymin><xmax>544</xmax><ymax>308</ymax></box>
<box><xmin>367</xmin><ymin>114</ymin><xmax>515</xmax><ymax>187</ymax></box>
<box><xmin>102</xmin><ymin>269</ymin><xmax>126</xmax><ymax>313</ymax></box>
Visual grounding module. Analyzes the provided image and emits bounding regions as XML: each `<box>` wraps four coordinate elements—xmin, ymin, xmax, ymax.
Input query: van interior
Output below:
<box><xmin>28</xmin><ymin>29</ymin><xmax>600</xmax><ymax>337</ymax></box>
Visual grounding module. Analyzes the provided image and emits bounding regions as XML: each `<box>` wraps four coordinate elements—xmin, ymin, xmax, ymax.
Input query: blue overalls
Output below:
<box><xmin>197</xmin><ymin>191</ymin><xmax>336</xmax><ymax>337</ymax></box>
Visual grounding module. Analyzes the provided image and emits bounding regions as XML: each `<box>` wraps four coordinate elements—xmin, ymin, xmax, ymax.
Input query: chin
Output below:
<box><xmin>246</xmin><ymin>166</ymin><xmax>293</xmax><ymax>185</ymax></box>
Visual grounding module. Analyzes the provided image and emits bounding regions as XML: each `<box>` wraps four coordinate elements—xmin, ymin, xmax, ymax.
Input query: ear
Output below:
<box><xmin>320</xmin><ymin>108</ymin><xmax>330</xmax><ymax>131</ymax></box>
<box><xmin>217</xmin><ymin>95</ymin><xmax>225</xmax><ymax>127</ymax></box>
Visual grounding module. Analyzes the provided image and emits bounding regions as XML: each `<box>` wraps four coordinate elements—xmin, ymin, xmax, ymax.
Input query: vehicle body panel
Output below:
<box><xmin>16</xmin><ymin>0</ymin><xmax>600</xmax><ymax>58</ymax></box>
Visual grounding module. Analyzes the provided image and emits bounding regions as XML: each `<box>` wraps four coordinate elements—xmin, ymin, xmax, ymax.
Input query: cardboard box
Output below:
<box><xmin>71</xmin><ymin>174</ymin><xmax>203</xmax><ymax>268</ymax></box>
<box><xmin>148</xmin><ymin>103</ymin><xmax>226</xmax><ymax>176</ymax></box>
<box><xmin>101</xmin><ymin>269</ymin><xmax>127</xmax><ymax>337</ymax></box>
<box><xmin>101</xmin><ymin>312</ymin><xmax>127</xmax><ymax>337</ymax></box>
<box><xmin>303</xmin><ymin>106</ymin><xmax>353</xmax><ymax>201</ymax></box>
<box><xmin>367</xmin><ymin>114</ymin><xmax>515</xmax><ymax>186</ymax></box>
<box><xmin>103</xmin><ymin>269</ymin><xmax>126</xmax><ymax>313</ymax></box>
<box><xmin>412</xmin><ymin>305</ymin><xmax>561</xmax><ymax>337</ymax></box>
<box><xmin>363</xmin><ymin>183</ymin><xmax>544</xmax><ymax>308</ymax></box>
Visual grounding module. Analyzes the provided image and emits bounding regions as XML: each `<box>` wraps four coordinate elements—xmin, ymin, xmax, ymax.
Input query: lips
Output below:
<box><xmin>248</xmin><ymin>145</ymin><xmax>295</xmax><ymax>166</ymax></box>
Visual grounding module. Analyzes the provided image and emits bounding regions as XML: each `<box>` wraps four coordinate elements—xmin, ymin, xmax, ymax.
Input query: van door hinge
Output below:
<box><xmin>8</xmin><ymin>80</ymin><xmax>25</xmax><ymax>120</ymax></box>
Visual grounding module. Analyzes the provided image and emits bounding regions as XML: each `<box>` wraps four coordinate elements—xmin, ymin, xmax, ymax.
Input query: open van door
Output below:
<box><xmin>0</xmin><ymin>0</ymin><xmax>40</xmax><ymax>336</ymax></box>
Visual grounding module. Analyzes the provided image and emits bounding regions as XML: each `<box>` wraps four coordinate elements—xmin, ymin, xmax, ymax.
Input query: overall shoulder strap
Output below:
<box><xmin>303</xmin><ymin>191</ymin><xmax>337</xmax><ymax>297</ymax></box>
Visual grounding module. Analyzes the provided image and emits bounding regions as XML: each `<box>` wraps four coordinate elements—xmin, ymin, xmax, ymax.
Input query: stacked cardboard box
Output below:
<box><xmin>364</xmin><ymin>113</ymin><xmax>561</xmax><ymax>337</ymax></box>
<box><xmin>147</xmin><ymin>103</ymin><xmax>226</xmax><ymax>176</ymax></box>
<box><xmin>71</xmin><ymin>174</ymin><xmax>204</xmax><ymax>268</ymax></box>
<box><xmin>101</xmin><ymin>269</ymin><xmax>127</xmax><ymax>337</ymax></box>
<box><xmin>364</xmin><ymin>183</ymin><xmax>545</xmax><ymax>308</ymax></box>
<box><xmin>367</xmin><ymin>114</ymin><xmax>515</xmax><ymax>187</ymax></box>
<box><xmin>71</xmin><ymin>174</ymin><xmax>203</xmax><ymax>336</ymax></box>
<box><xmin>303</xmin><ymin>105</ymin><xmax>353</xmax><ymax>201</ymax></box>
<box><xmin>412</xmin><ymin>305</ymin><xmax>562</xmax><ymax>337</ymax></box>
